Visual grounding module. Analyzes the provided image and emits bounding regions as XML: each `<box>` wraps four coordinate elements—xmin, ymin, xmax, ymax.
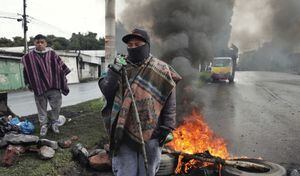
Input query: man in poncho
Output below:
<box><xmin>22</xmin><ymin>34</ymin><xmax>70</xmax><ymax>136</ymax></box>
<box><xmin>99</xmin><ymin>29</ymin><xmax>181</xmax><ymax>176</ymax></box>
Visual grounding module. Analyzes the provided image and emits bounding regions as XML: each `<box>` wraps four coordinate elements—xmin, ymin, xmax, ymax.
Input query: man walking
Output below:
<box><xmin>99</xmin><ymin>29</ymin><xmax>181</xmax><ymax>176</ymax></box>
<box><xmin>22</xmin><ymin>34</ymin><xmax>70</xmax><ymax>136</ymax></box>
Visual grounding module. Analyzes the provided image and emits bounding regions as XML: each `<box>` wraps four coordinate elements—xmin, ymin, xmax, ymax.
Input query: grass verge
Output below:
<box><xmin>0</xmin><ymin>98</ymin><xmax>109</xmax><ymax>176</ymax></box>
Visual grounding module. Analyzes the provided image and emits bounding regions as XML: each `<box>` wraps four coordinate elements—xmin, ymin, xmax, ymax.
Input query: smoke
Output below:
<box><xmin>116</xmin><ymin>21</ymin><xmax>128</xmax><ymax>54</ymax></box>
<box><xmin>231</xmin><ymin>0</ymin><xmax>300</xmax><ymax>52</ymax></box>
<box><xmin>120</xmin><ymin>0</ymin><xmax>235</xmax><ymax>119</ymax></box>
<box><xmin>231</xmin><ymin>0</ymin><xmax>300</xmax><ymax>73</ymax></box>
<box><xmin>270</xmin><ymin>0</ymin><xmax>300</xmax><ymax>52</ymax></box>
<box><xmin>229</xmin><ymin>0</ymin><xmax>273</xmax><ymax>52</ymax></box>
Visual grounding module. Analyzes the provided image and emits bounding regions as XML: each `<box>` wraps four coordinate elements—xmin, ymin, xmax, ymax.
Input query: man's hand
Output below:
<box><xmin>158</xmin><ymin>126</ymin><xmax>173</xmax><ymax>147</ymax></box>
<box><xmin>108</xmin><ymin>63</ymin><xmax>123</xmax><ymax>75</ymax></box>
<box><xmin>108</xmin><ymin>56</ymin><xmax>127</xmax><ymax>75</ymax></box>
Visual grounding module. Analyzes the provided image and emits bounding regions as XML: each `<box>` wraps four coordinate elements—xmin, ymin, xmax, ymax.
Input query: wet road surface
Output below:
<box><xmin>200</xmin><ymin>71</ymin><xmax>300</xmax><ymax>169</ymax></box>
<box><xmin>6</xmin><ymin>71</ymin><xmax>300</xmax><ymax>170</ymax></box>
<box><xmin>7</xmin><ymin>81</ymin><xmax>102</xmax><ymax>116</ymax></box>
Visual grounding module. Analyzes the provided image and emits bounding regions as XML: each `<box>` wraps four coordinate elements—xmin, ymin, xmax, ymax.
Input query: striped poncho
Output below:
<box><xmin>109</xmin><ymin>57</ymin><xmax>181</xmax><ymax>149</ymax></box>
<box><xmin>22</xmin><ymin>49</ymin><xmax>71</xmax><ymax>96</ymax></box>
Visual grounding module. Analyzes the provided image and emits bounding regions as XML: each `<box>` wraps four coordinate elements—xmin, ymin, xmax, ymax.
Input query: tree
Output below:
<box><xmin>0</xmin><ymin>32</ymin><xmax>104</xmax><ymax>50</ymax></box>
<box><xmin>12</xmin><ymin>37</ymin><xmax>24</xmax><ymax>46</ymax></box>
<box><xmin>69</xmin><ymin>32</ymin><xmax>104</xmax><ymax>50</ymax></box>
<box><xmin>0</xmin><ymin>38</ymin><xmax>14</xmax><ymax>47</ymax></box>
<box><xmin>99</xmin><ymin>37</ymin><xmax>105</xmax><ymax>49</ymax></box>
<box><xmin>42</xmin><ymin>35</ymin><xmax>69</xmax><ymax>50</ymax></box>
<box><xmin>69</xmin><ymin>32</ymin><xmax>83</xmax><ymax>50</ymax></box>
<box><xmin>51</xmin><ymin>37</ymin><xmax>69</xmax><ymax>50</ymax></box>
<box><xmin>84</xmin><ymin>32</ymin><xmax>100</xmax><ymax>50</ymax></box>
<box><xmin>28</xmin><ymin>37</ymin><xmax>34</xmax><ymax>46</ymax></box>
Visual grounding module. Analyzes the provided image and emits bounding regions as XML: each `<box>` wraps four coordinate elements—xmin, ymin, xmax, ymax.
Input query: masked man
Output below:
<box><xmin>99</xmin><ymin>29</ymin><xmax>181</xmax><ymax>176</ymax></box>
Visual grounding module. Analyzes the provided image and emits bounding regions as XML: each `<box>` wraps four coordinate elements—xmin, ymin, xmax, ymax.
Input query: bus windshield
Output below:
<box><xmin>212</xmin><ymin>59</ymin><xmax>232</xmax><ymax>67</ymax></box>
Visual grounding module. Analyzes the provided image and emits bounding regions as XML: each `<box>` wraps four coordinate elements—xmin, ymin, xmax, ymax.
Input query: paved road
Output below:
<box><xmin>200</xmin><ymin>71</ymin><xmax>300</xmax><ymax>169</ymax></box>
<box><xmin>7</xmin><ymin>81</ymin><xmax>102</xmax><ymax>116</ymax></box>
<box><xmin>7</xmin><ymin>71</ymin><xmax>300</xmax><ymax>170</ymax></box>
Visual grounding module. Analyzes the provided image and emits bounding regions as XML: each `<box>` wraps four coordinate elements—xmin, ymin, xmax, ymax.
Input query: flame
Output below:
<box><xmin>167</xmin><ymin>110</ymin><xmax>230</xmax><ymax>173</ymax></box>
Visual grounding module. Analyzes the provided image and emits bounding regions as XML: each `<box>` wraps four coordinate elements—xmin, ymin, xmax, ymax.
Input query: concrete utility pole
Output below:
<box><xmin>103</xmin><ymin>0</ymin><xmax>116</xmax><ymax>75</ymax></box>
<box><xmin>22</xmin><ymin>0</ymin><xmax>28</xmax><ymax>53</ymax></box>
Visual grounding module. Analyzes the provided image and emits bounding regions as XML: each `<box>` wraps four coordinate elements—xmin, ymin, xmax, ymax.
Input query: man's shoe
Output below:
<box><xmin>51</xmin><ymin>123</ymin><xmax>59</xmax><ymax>134</ymax></box>
<box><xmin>40</xmin><ymin>125</ymin><xmax>48</xmax><ymax>137</ymax></box>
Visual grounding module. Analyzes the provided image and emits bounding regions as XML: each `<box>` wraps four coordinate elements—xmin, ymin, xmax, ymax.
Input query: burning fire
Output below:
<box><xmin>167</xmin><ymin>110</ymin><xmax>229</xmax><ymax>173</ymax></box>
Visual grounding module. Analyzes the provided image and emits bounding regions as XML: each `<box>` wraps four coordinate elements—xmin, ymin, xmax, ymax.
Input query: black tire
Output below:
<box><xmin>228</xmin><ymin>76</ymin><xmax>234</xmax><ymax>83</ymax></box>
<box><xmin>156</xmin><ymin>154</ymin><xmax>176</xmax><ymax>176</ymax></box>
<box><xmin>212</xmin><ymin>78</ymin><xmax>217</xmax><ymax>83</ymax></box>
<box><xmin>222</xmin><ymin>158</ymin><xmax>287</xmax><ymax>176</ymax></box>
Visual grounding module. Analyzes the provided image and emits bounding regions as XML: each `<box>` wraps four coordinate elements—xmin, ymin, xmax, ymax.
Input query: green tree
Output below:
<box><xmin>45</xmin><ymin>35</ymin><xmax>56</xmax><ymax>47</ymax></box>
<box><xmin>0</xmin><ymin>38</ymin><xmax>14</xmax><ymax>47</ymax></box>
<box><xmin>13</xmin><ymin>36</ymin><xmax>24</xmax><ymax>46</ymax></box>
<box><xmin>99</xmin><ymin>37</ymin><xmax>105</xmax><ymax>49</ymax></box>
<box><xmin>43</xmin><ymin>35</ymin><xmax>69</xmax><ymax>50</ymax></box>
<box><xmin>28</xmin><ymin>37</ymin><xmax>34</xmax><ymax>46</ymax></box>
<box><xmin>52</xmin><ymin>37</ymin><xmax>69</xmax><ymax>50</ymax></box>
<box><xmin>12</xmin><ymin>36</ymin><xmax>24</xmax><ymax>46</ymax></box>
<box><xmin>1</xmin><ymin>33</ymin><xmax>104</xmax><ymax>50</ymax></box>
<box><xmin>69</xmin><ymin>32</ymin><xmax>104</xmax><ymax>50</ymax></box>
<box><xmin>69</xmin><ymin>32</ymin><xmax>83</xmax><ymax>50</ymax></box>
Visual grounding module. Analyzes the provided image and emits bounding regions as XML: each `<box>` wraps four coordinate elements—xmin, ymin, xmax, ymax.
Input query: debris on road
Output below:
<box><xmin>3</xmin><ymin>133</ymin><xmax>39</xmax><ymax>145</ymax></box>
<box><xmin>39</xmin><ymin>139</ymin><xmax>59</xmax><ymax>150</ymax></box>
<box><xmin>71</xmin><ymin>143</ymin><xmax>90</xmax><ymax>166</ymax></box>
<box><xmin>1</xmin><ymin>145</ymin><xmax>26</xmax><ymax>167</ymax></box>
<box><xmin>58</xmin><ymin>135</ymin><xmax>79</xmax><ymax>148</ymax></box>
<box><xmin>71</xmin><ymin>143</ymin><xmax>111</xmax><ymax>171</ymax></box>
<box><xmin>89</xmin><ymin>149</ymin><xmax>111</xmax><ymax>171</ymax></box>
<box><xmin>39</xmin><ymin>146</ymin><xmax>55</xmax><ymax>160</ymax></box>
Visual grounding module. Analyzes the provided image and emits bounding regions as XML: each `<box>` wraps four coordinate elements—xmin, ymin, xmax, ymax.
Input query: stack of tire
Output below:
<box><xmin>222</xmin><ymin>158</ymin><xmax>287</xmax><ymax>176</ymax></box>
<box><xmin>156</xmin><ymin>154</ymin><xmax>287</xmax><ymax>176</ymax></box>
<box><xmin>156</xmin><ymin>154</ymin><xmax>176</xmax><ymax>176</ymax></box>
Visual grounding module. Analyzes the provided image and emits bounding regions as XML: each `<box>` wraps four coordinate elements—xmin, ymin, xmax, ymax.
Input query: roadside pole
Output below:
<box><xmin>23</xmin><ymin>0</ymin><xmax>28</xmax><ymax>53</ymax></box>
<box><xmin>103</xmin><ymin>0</ymin><xmax>116</xmax><ymax>75</ymax></box>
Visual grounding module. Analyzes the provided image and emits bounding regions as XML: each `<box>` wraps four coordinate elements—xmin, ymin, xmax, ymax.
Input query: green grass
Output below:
<box><xmin>0</xmin><ymin>99</ymin><xmax>108</xmax><ymax>176</ymax></box>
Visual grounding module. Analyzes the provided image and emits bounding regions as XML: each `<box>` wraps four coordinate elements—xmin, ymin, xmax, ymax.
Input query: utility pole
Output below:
<box><xmin>103</xmin><ymin>0</ymin><xmax>115</xmax><ymax>75</ymax></box>
<box><xmin>22</xmin><ymin>0</ymin><xmax>28</xmax><ymax>53</ymax></box>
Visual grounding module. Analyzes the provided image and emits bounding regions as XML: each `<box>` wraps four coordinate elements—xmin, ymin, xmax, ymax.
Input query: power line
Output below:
<box><xmin>0</xmin><ymin>11</ymin><xmax>19</xmax><ymax>17</ymax></box>
<box><xmin>0</xmin><ymin>16</ymin><xmax>22</xmax><ymax>21</ymax></box>
<box><xmin>27</xmin><ymin>16</ymin><xmax>72</xmax><ymax>36</ymax></box>
<box><xmin>0</xmin><ymin>14</ymin><xmax>71</xmax><ymax>37</ymax></box>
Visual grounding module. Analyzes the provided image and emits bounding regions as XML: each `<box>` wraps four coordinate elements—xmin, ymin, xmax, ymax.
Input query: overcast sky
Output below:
<box><xmin>1</xmin><ymin>0</ymin><xmax>277</xmax><ymax>53</ymax></box>
<box><xmin>0</xmin><ymin>0</ymin><xmax>126</xmax><ymax>39</ymax></box>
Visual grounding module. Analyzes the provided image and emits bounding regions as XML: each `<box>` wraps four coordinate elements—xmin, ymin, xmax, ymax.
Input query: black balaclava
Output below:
<box><xmin>127</xmin><ymin>43</ymin><xmax>150</xmax><ymax>64</ymax></box>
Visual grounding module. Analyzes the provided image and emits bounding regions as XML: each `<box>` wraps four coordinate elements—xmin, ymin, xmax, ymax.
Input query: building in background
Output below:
<box><xmin>0</xmin><ymin>51</ymin><xmax>25</xmax><ymax>90</ymax></box>
<box><xmin>76</xmin><ymin>50</ymin><xmax>104</xmax><ymax>82</ymax></box>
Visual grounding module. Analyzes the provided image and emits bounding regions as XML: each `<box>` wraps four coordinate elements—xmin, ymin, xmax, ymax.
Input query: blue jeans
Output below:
<box><xmin>112</xmin><ymin>139</ymin><xmax>162</xmax><ymax>176</ymax></box>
